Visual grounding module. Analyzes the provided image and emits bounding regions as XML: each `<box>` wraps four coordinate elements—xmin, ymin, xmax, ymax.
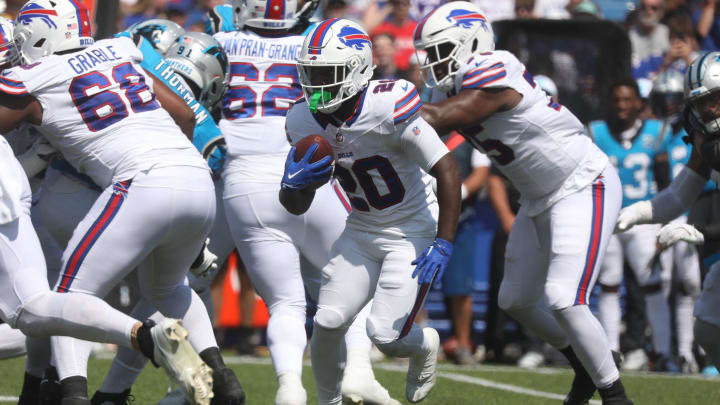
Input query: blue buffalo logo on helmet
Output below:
<box><xmin>446</xmin><ymin>9</ymin><xmax>488</xmax><ymax>31</ymax></box>
<box><xmin>17</xmin><ymin>3</ymin><xmax>58</xmax><ymax>29</ymax></box>
<box><xmin>338</xmin><ymin>26</ymin><xmax>370</xmax><ymax>51</ymax></box>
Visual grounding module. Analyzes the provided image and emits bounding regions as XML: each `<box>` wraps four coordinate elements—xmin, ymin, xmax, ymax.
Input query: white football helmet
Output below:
<box><xmin>0</xmin><ymin>17</ymin><xmax>17</xmax><ymax>67</ymax></box>
<box><xmin>14</xmin><ymin>0</ymin><xmax>94</xmax><ymax>65</ymax></box>
<box><xmin>165</xmin><ymin>32</ymin><xmax>229</xmax><ymax>109</ymax></box>
<box><xmin>128</xmin><ymin>19</ymin><xmax>185</xmax><ymax>54</ymax></box>
<box><xmin>413</xmin><ymin>1</ymin><xmax>494</xmax><ymax>92</ymax></box>
<box><xmin>650</xmin><ymin>69</ymin><xmax>684</xmax><ymax>120</ymax></box>
<box><xmin>297</xmin><ymin>18</ymin><xmax>374</xmax><ymax>114</ymax></box>
<box><xmin>685</xmin><ymin>52</ymin><xmax>720</xmax><ymax>136</ymax></box>
<box><xmin>232</xmin><ymin>0</ymin><xmax>297</xmax><ymax>30</ymax></box>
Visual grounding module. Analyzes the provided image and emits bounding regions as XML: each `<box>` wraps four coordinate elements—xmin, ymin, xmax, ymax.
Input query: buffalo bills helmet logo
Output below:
<box><xmin>338</xmin><ymin>26</ymin><xmax>371</xmax><ymax>50</ymax></box>
<box><xmin>446</xmin><ymin>9</ymin><xmax>488</xmax><ymax>30</ymax></box>
<box><xmin>18</xmin><ymin>3</ymin><xmax>58</xmax><ymax>29</ymax></box>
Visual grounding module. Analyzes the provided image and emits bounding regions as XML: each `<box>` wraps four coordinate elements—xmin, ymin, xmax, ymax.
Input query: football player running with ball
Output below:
<box><xmin>415</xmin><ymin>2</ymin><xmax>632</xmax><ymax>404</ymax></box>
<box><xmin>281</xmin><ymin>19</ymin><xmax>462</xmax><ymax>405</ymax></box>
<box><xmin>616</xmin><ymin>52</ymin><xmax>720</xmax><ymax>372</ymax></box>
<box><xmin>214</xmin><ymin>2</ymin><xmax>397</xmax><ymax>404</ymax></box>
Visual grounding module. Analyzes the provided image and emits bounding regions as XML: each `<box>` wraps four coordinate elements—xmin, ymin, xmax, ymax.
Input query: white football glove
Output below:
<box><xmin>614</xmin><ymin>200</ymin><xmax>653</xmax><ymax>233</ymax></box>
<box><xmin>657</xmin><ymin>223</ymin><xmax>705</xmax><ymax>248</ymax></box>
<box><xmin>189</xmin><ymin>238</ymin><xmax>219</xmax><ymax>279</ymax></box>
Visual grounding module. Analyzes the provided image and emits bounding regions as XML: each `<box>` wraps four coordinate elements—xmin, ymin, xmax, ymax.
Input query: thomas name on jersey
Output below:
<box><xmin>222</xmin><ymin>37</ymin><xmax>302</xmax><ymax>60</ymax></box>
<box><xmin>67</xmin><ymin>45</ymin><xmax>122</xmax><ymax>75</ymax></box>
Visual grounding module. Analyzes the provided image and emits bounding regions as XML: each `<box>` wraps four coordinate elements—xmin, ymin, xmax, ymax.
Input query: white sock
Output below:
<box><xmin>0</xmin><ymin>323</ymin><xmax>27</xmax><ymax>359</ymax></box>
<box><xmin>504</xmin><ymin>304</ymin><xmax>570</xmax><ymax>349</ymax></box>
<box><xmin>676</xmin><ymin>294</ymin><xmax>696</xmax><ymax>360</ymax></box>
<box><xmin>645</xmin><ymin>291</ymin><xmax>671</xmax><ymax>356</ymax></box>
<box><xmin>267</xmin><ymin>311</ymin><xmax>307</xmax><ymax>376</ymax></box>
<box><xmin>16</xmin><ymin>292</ymin><xmax>136</xmax><ymax>348</ymax></box>
<box><xmin>51</xmin><ymin>336</ymin><xmax>93</xmax><ymax>380</ymax></box>
<box><xmin>345</xmin><ymin>302</ymin><xmax>372</xmax><ymax>354</ymax></box>
<box><xmin>311</xmin><ymin>323</ymin><xmax>346</xmax><ymax>405</ymax></box>
<box><xmin>99</xmin><ymin>346</ymin><xmax>148</xmax><ymax>393</ymax></box>
<box><xmin>373</xmin><ymin>324</ymin><xmax>425</xmax><ymax>359</ymax></box>
<box><xmin>597</xmin><ymin>291</ymin><xmax>621</xmax><ymax>351</ymax></box>
<box><xmin>174</xmin><ymin>289</ymin><xmax>217</xmax><ymax>354</ymax></box>
<box><xmin>554</xmin><ymin>305</ymin><xmax>619</xmax><ymax>388</ymax></box>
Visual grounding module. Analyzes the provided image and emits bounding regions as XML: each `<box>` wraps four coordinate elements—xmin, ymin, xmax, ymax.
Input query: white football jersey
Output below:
<box><xmin>286</xmin><ymin>79</ymin><xmax>449</xmax><ymax>237</ymax></box>
<box><xmin>431</xmin><ymin>50</ymin><xmax>609</xmax><ymax>216</ymax></box>
<box><xmin>0</xmin><ymin>137</ymin><xmax>27</xmax><ymax>224</ymax></box>
<box><xmin>215</xmin><ymin>29</ymin><xmax>305</xmax><ymax>183</ymax></box>
<box><xmin>2</xmin><ymin>37</ymin><xmax>205</xmax><ymax>189</ymax></box>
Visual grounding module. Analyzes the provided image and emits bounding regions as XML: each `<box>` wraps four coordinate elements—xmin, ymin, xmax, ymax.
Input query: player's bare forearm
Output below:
<box><xmin>279</xmin><ymin>188</ymin><xmax>316</xmax><ymax>215</ymax></box>
<box><xmin>148</xmin><ymin>69</ymin><xmax>195</xmax><ymax>139</ymax></box>
<box><xmin>463</xmin><ymin>165</ymin><xmax>489</xmax><ymax>195</ymax></box>
<box><xmin>430</xmin><ymin>153</ymin><xmax>462</xmax><ymax>242</ymax></box>
<box><xmin>0</xmin><ymin>94</ymin><xmax>42</xmax><ymax>133</ymax></box>
<box><xmin>421</xmin><ymin>88</ymin><xmax>520</xmax><ymax>135</ymax></box>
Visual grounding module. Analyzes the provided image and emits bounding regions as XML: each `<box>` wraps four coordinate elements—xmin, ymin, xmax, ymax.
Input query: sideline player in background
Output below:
<box><xmin>282</xmin><ymin>18</ymin><xmax>461</xmax><ymax>404</ymax></box>
<box><xmin>589</xmin><ymin>78</ymin><xmax>677</xmax><ymax>372</ymax></box>
<box><xmin>414</xmin><ymin>2</ymin><xmax>632</xmax><ymax>404</ymax></box>
<box><xmin>649</xmin><ymin>69</ymin><xmax>704</xmax><ymax>373</ymax></box>
<box><xmin>215</xmin><ymin>2</ymin><xmax>396</xmax><ymax>404</ymax></box>
<box><xmin>1</xmin><ymin>1</ymin><xmax>244</xmax><ymax>403</ymax></box>
<box><xmin>616</xmin><ymin>51</ymin><xmax>720</xmax><ymax>373</ymax></box>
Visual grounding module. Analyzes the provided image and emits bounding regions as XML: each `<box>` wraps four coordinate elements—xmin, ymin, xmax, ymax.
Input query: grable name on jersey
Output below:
<box><xmin>151</xmin><ymin>59</ymin><xmax>208</xmax><ymax>124</ymax></box>
<box><xmin>222</xmin><ymin>38</ymin><xmax>301</xmax><ymax>60</ymax></box>
<box><xmin>67</xmin><ymin>45</ymin><xmax>122</xmax><ymax>75</ymax></box>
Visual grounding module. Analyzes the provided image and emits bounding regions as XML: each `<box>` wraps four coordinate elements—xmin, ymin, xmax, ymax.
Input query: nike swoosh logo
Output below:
<box><xmin>402</xmin><ymin>83</ymin><xmax>409</xmax><ymax>91</ymax></box>
<box><xmin>475</xmin><ymin>61</ymin><xmax>486</xmax><ymax>67</ymax></box>
<box><xmin>287</xmin><ymin>168</ymin><xmax>303</xmax><ymax>179</ymax></box>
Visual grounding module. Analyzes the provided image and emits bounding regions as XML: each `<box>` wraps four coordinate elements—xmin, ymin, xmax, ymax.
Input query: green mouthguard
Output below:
<box><xmin>309</xmin><ymin>90</ymin><xmax>332</xmax><ymax>113</ymax></box>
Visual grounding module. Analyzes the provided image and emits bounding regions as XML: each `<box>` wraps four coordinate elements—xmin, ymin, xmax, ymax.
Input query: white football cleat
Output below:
<box><xmin>342</xmin><ymin>366</ymin><xmax>401</xmax><ymax>405</ymax></box>
<box><xmin>405</xmin><ymin>328</ymin><xmax>439</xmax><ymax>403</ymax></box>
<box><xmin>151</xmin><ymin>319</ymin><xmax>214</xmax><ymax>405</ymax></box>
<box><xmin>275</xmin><ymin>372</ymin><xmax>307</xmax><ymax>405</ymax></box>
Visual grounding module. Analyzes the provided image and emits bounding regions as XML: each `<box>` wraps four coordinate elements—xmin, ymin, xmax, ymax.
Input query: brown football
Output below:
<box><xmin>293</xmin><ymin>135</ymin><xmax>334</xmax><ymax>163</ymax></box>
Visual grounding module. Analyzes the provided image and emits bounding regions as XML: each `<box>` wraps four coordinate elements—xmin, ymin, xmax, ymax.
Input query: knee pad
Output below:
<box><xmin>314</xmin><ymin>306</ymin><xmax>349</xmax><ymax>331</ymax></box>
<box><xmin>365</xmin><ymin>314</ymin><xmax>397</xmax><ymax>346</ymax></box>
<box><xmin>544</xmin><ymin>282</ymin><xmax>576</xmax><ymax>311</ymax></box>
<box><xmin>15</xmin><ymin>293</ymin><xmax>57</xmax><ymax>336</ymax></box>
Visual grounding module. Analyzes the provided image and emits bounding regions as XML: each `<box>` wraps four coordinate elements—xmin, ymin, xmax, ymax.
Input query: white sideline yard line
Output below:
<box><xmin>373</xmin><ymin>362</ymin><xmax>602</xmax><ymax>405</ymax></box>
<box><xmin>0</xmin><ymin>396</ymin><xmax>18</xmax><ymax>402</ymax></box>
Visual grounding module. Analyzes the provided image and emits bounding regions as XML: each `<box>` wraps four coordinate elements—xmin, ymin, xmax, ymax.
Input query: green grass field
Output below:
<box><xmin>0</xmin><ymin>355</ymin><xmax>718</xmax><ymax>404</ymax></box>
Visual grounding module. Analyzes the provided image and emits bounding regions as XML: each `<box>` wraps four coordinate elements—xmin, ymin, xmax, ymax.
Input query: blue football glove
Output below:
<box><xmin>411</xmin><ymin>238</ymin><xmax>453</xmax><ymax>285</ymax></box>
<box><xmin>281</xmin><ymin>143</ymin><xmax>333</xmax><ymax>191</ymax></box>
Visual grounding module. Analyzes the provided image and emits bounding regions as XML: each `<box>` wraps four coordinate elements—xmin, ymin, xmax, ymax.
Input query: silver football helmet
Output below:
<box><xmin>651</xmin><ymin>69</ymin><xmax>684</xmax><ymax>120</ymax></box>
<box><xmin>164</xmin><ymin>32</ymin><xmax>229</xmax><ymax>109</ymax></box>
<box><xmin>129</xmin><ymin>19</ymin><xmax>185</xmax><ymax>54</ymax></box>
<box><xmin>685</xmin><ymin>52</ymin><xmax>720</xmax><ymax>136</ymax></box>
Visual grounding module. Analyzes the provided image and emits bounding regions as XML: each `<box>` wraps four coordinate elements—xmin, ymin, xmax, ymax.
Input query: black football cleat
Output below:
<box><xmin>211</xmin><ymin>368</ymin><xmax>246</xmax><ymax>405</ymax></box>
<box><xmin>91</xmin><ymin>389</ymin><xmax>134</xmax><ymax>405</ymax></box>
<box><xmin>599</xmin><ymin>379</ymin><xmax>633</xmax><ymax>405</ymax></box>
<box><xmin>17</xmin><ymin>372</ymin><xmax>41</xmax><ymax>405</ymax></box>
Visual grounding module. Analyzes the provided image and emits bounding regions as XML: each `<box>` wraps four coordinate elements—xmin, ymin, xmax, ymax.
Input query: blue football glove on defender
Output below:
<box><xmin>281</xmin><ymin>143</ymin><xmax>333</xmax><ymax>191</ymax></box>
<box><xmin>412</xmin><ymin>238</ymin><xmax>453</xmax><ymax>285</ymax></box>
